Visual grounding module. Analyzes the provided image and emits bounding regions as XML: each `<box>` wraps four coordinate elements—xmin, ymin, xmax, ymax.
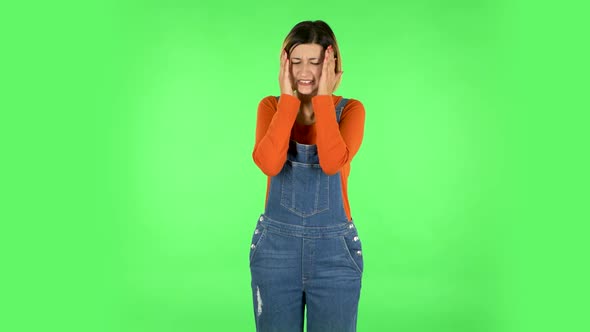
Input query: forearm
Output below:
<box><xmin>252</xmin><ymin>95</ymin><xmax>300</xmax><ymax>176</ymax></box>
<box><xmin>313</xmin><ymin>96</ymin><xmax>365</xmax><ymax>175</ymax></box>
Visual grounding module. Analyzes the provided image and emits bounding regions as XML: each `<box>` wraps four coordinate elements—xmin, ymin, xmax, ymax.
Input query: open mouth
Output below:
<box><xmin>297</xmin><ymin>80</ymin><xmax>314</xmax><ymax>86</ymax></box>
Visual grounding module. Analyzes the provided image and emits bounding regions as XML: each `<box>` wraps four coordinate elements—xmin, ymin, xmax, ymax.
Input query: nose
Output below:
<box><xmin>296</xmin><ymin>63</ymin><xmax>313</xmax><ymax>77</ymax></box>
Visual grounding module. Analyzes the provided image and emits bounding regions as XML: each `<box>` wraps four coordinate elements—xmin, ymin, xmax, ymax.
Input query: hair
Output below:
<box><xmin>282</xmin><ymin>20</ymin><xmax>342</xmax><ymax>91</ymax></box>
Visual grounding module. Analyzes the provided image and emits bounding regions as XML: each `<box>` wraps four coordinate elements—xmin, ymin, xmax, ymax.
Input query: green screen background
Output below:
<box><xmin>2</xmin><ymin>0</ymin><xmax>588</xmax><ymax>331</ymax></box>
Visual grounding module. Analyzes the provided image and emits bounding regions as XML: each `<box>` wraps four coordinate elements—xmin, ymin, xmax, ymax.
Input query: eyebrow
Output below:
<box><xmin>291</xmin><ymin>57</ymin><xmax>321</xmax><ymax>61</ymax></box>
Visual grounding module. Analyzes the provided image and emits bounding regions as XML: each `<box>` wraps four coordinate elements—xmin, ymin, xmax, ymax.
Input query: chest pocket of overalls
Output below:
<box><xmin>280</xmin><ymin>160</ymin><xmax>330</xmax><ymax>217</ymax></box>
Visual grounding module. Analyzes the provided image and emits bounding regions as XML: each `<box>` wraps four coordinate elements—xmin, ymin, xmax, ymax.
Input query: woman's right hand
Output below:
<box><xmin>279</xmin><ymin>50</ymin><xmax>294</xmax><ymax>96</ymax></box>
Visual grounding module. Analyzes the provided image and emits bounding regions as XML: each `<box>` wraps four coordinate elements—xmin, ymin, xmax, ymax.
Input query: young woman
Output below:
<box><xmin>250</xmin><ymin>20</ymin><xmax>366</xmax><ymax>332</ymax></box>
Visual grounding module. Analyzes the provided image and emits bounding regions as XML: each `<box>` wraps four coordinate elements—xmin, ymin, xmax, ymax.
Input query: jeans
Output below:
<box><xmin>250</xmin><ymin>214</ymin><xmax>363</xmax><ymax>332</ymax></box>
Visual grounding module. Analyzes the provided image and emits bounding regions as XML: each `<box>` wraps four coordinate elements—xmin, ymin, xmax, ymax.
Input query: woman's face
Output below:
<box><xmin>289</xmin><ymin>43</ymin><xmax>324</xmax><ymax>96</ymax></box>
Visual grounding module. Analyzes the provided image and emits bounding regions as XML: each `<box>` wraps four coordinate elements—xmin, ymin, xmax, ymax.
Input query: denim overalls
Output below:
<box><xmin>250</xmin><ymin>97</ymin><xmax>363</xmax><ymax>332</ymax></box>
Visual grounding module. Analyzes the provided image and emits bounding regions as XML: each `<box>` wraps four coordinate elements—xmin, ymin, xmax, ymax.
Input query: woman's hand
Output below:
<box><xmin>317</xmin><ymin>45</ymin><xmax>343</xmax><ymax>96</ymax></box>
<box><xmin>279</xmin><ymin>50</ymin><xmax>294</xmax><ymax>96</ymax></box>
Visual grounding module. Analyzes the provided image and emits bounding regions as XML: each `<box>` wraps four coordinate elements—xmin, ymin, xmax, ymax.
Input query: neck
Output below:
<box><xmin>295</xmin><ymin>91</ymin><xmax>328</xmax><ymax>104</ymax></box>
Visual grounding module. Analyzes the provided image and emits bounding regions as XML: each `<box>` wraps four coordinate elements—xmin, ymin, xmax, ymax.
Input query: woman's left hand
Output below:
<box><xmin>317</xmin><ymin>45</ymin><xmax>343</xmax><ymax>96</ymax></box>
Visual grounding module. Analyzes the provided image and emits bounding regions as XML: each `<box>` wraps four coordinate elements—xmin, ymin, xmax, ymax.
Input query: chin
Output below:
<box><xmin>296</xmin><ymin>88</ymin><xmax>318</xmax><ymax>96</ymax></box>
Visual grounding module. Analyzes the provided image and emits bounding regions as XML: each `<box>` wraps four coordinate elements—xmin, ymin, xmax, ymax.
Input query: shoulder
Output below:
<box><xmin>341</xmin><ymin>97</ymin><xmax>365</xmax><ymax>116</ymax></box>
<box><xmin>342</xmin><ymin>97</ymin><xmax>364</xmax><ymax>108</ymax></box>
<box><xmin>257</xmin><ymin>95</ymin><xmax>279</xmax><ymax>114</ymax></box>
<box><xmin>258</xmin><ymin>95</ymin><xmax>279</xmax><ymax>108</ymax></box>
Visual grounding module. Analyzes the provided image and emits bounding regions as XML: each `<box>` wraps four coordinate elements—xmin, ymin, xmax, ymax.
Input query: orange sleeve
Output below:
<box><xmin>312</xmin><ymin>95</ymin><xmax>366</xmax><ymax>175</ymax></box>
<box><xmin>252</xmin><ymin>94</ymin><xmax>301</xmax><ymax>176</ymax></box>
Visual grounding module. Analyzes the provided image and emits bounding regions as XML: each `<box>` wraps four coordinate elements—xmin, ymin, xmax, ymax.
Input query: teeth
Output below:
<box><xmin>299</xmin><ymin>80</ymin><xmax>312</xmax><ymax>84</ymax></box>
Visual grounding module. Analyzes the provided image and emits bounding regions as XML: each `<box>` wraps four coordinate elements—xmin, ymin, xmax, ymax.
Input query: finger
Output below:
<box><xmin>284</xmin><ymin>54</ymin><xmax>289</xmax><ymax>74</ymax></box>
<box><xmin>282</xmin><ymin>52</ymin><xmax>289</xmax><ymax>77</ymax></box>
<box><xmin>322</xmin><ymin>48</ymin><xmax>330</xmax><ymax>75</ymax></box>
<box><xmin>284</xmin><ymin>56</ymin><xmax>291</xmax><ymax>83</ymax></box>
<box><xmin>285</xmin><ymin>59</ymin><xmax>290</xmax><ymax>81</ymax></box>
<box><xmin>322</xmin><ymin>47</ymin><xmax>333</xmax><ymax>74</ymax></box>
<box><xmin>328</xmin><ymin>46</ymin><xmax>336</xmax><ymax>70</ymax></box>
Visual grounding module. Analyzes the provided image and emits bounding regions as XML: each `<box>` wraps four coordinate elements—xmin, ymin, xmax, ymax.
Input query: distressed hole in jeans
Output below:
<box><xmin>256</xmin><ymin>286</ymin><xmax>263</xmax><ymax>316</ymax></box>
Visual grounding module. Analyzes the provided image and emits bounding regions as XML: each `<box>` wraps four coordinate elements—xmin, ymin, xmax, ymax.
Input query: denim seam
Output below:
<box><xmin>340</xmin><ymin>235</ymin><xmax>363</xmax><ymax>275</ymax></box>
<box><xmin>279</xmin><ymin>161</ymin><xmax>330</xmax><ymax>218</ymax></box>
<box><xmin>301</xmin><ymin>237</ymin><xmax>307</xmax><ymax>290</ymax></box>
<box><xmin>249</xmin><ymin>228</ymin><xmax>267</xmax><ymax>266</ymax></box>
<box><xmin>261</xmin><ymin>218</ymin><xmax>352</xmax><ymax>238</ymax></box>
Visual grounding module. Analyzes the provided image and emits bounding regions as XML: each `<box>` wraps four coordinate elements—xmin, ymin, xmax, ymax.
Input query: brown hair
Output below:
<box><xmin>282</xmin><ymin>20</ymin><xmax>342</xmax><ymax>91</ymax></box>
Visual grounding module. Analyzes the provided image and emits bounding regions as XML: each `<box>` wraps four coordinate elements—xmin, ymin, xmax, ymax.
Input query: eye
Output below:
<box><xmin>311</xmin><ymin>62</ymin><xmax>320</xmax><ymax>65</ymax></box>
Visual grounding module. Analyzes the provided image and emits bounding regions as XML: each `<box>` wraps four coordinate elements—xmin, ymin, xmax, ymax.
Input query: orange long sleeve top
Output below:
<box><xmin>252</xmin><ymin>93</ymin><xmax>365</xmax><ymax>221</ymax></box>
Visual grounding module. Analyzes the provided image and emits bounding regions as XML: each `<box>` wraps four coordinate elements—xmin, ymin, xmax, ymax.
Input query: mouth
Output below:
<box><xmin>297</xmin><ymin>79</ymin><xmax>314</xmax><ymax>86</ymax></box>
